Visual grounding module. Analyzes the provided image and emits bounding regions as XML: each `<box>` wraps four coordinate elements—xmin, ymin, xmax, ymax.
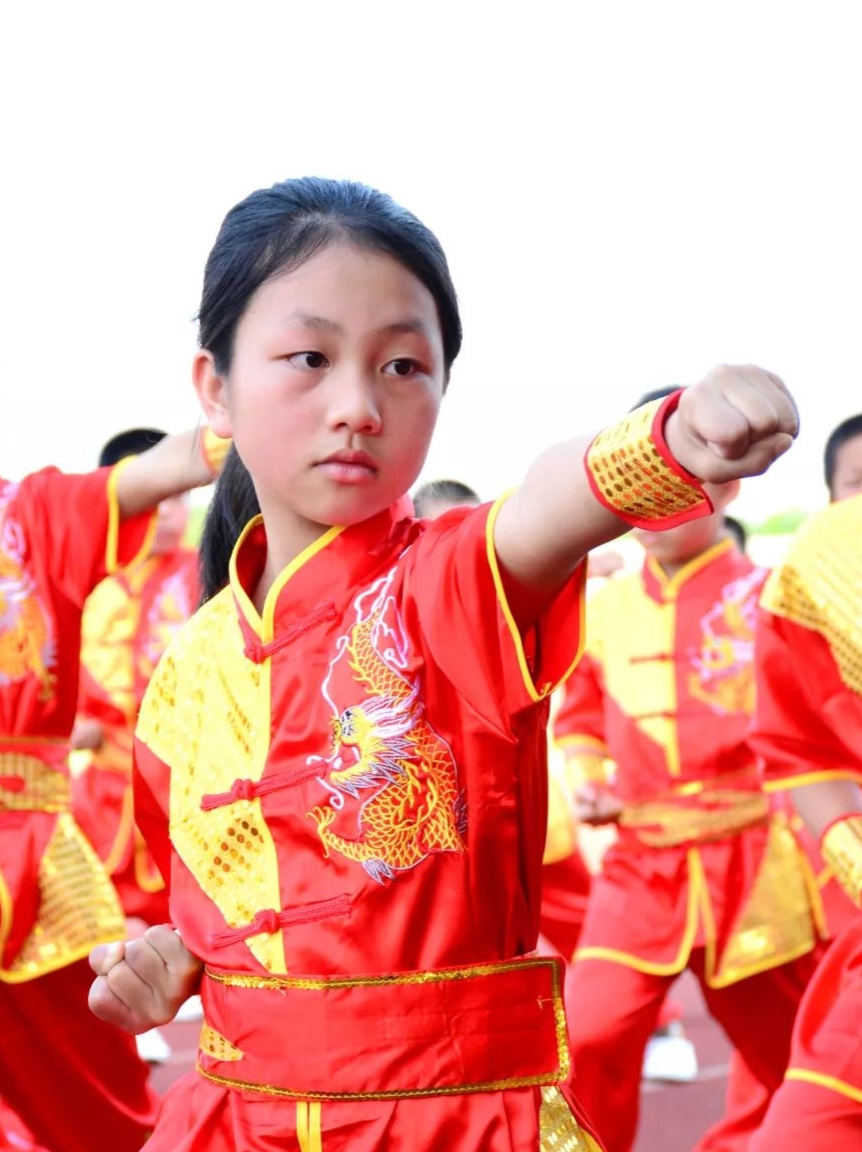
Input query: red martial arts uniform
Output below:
<box><xmin>748</xmin><ymin>493</ymin><xmax>862</xmax><ymax>1147</ymax></box>
<box><xmin>72</xmin><ymin>546</ymin><xmax>200</xmax><ymax>924</ymax></box>
<box><xmin>539</xmin><ymin>752</ymin><xmax>592</xmax><ymax>961</ymax></box>
<box><xmin>134</xmin><ymin>501</ymin><xmax>603</xmax><ymax>1152</ymax></box>
<box><xmin>553</xmin><ymin>538</ymin><xmax>828</xmax><ymax>1152</ymax></box>
<box><xmin>0</xmin><ymin>465</ymin><xmax>159</xmax><ymax>1152</ymax></box>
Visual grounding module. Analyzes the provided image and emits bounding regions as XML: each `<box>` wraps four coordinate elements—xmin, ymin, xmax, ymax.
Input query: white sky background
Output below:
<box><xmin>1</xmin><ymin>2</ymin><xmax>860</xmax><ymax>524</ymax></box>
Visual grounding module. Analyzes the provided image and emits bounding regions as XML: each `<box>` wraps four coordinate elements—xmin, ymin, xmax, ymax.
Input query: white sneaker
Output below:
<box><xmin>135</xmin><ymin>1028</ymin><xmax>172</xmax><ymax>1064</ymax></box>
<box><xmin>642</xmin><ymin>1024</ymin><xmax>699</xmax><ymax>1083</ymax></box>
<box><xmin>174</xmin><ymin>994</ymin><xmax>203</xmax><ymax>1022</ymax></box>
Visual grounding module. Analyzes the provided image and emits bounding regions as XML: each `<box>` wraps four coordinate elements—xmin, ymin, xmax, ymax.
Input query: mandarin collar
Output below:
<box><xmin>228</xmin><ymin>503</ymin><xmax>419</xmax><ymax>653</ymax></box>
<box><xmin>641</xmin><ymin>537</ymin><xmax>739</xmax><ymax>603</ymax></box>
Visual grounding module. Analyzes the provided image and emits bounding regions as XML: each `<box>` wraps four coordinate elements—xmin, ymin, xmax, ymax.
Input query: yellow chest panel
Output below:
<box><xmin>136</xmin><ymin>594</ymin><xmax>285</xmax><ymax>972</ymax></box>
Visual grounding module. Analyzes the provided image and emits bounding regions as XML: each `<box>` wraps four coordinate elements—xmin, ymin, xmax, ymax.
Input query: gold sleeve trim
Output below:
<box><xmin>485</xmin><ymin>493</ymin><xmax>586</xmax><ymax>703</ymax></box>
<box><xmin>105</xmin><ymin>457</ymin><xmax>156</xmax><ymax>574</ymax></box>
<box><xmin>760</xmin><ymin>498</ymin><xmax>862</xmax><ymax>695</ymax></box>
<box><xmin>585</xmin><ymin>397</ymin><xmax>709</xmax><ymax>528</ymax></box>
<box><xmin>786</xmin><ymin>1068</ymin><xmax>862</xmax><ymax>1106</ymax></box>
<box><xmin>200</xmin><ymin>427</ymin><xmax>233</xmax><ymax>479</ymax></box>
<box><xmin>820</xmin><ymin>815</ymin><xmax>862</xmax><ymax>908</ymax></box>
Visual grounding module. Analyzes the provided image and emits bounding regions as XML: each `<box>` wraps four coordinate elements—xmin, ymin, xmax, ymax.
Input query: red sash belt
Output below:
<box><xmin>197</xmin><ymin>955</ymin><xmax>569</xmax><ymax>1100</ymax></box>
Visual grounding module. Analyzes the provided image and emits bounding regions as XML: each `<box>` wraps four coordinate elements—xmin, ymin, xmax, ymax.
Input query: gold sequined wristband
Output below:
<box><xmin>200</xmin><ymin>426</ymin><xmax>233</xmax><ymax>479</ymax></box>
<box><xmin>820</xmin><ymin>814</ymin><xmax>862</xmax><ymax>908</ymax></box>
<box><xmin>584</xmin><ymin>390</ymin><xmax>713</xmax><ymax>529</ymax></box>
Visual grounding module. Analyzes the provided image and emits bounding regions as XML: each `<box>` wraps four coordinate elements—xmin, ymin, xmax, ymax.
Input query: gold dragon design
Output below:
<box><xmin>308</xmin><ymin>569</ymin><xmax>466</xmax><ymax>883</ymax></box>
<box><xmin>687</xmin><ymin>569</ymin><xmax>764</xmax><ymax>715</ymax></box>
<box><xmin>0</xmin><ymin>484</ymin><xmax>54</xmax><ymax>694</ymax></box>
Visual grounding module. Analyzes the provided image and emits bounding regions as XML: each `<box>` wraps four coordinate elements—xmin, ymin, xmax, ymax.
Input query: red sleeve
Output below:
<box><xmin>133</xmin><ymin>739</ymin><xmax>174</xmax><ymax>889</ymax></box>
<box><xmin>404</xmin><ymin>498</ymin><xmax>586</xmax><ymax>727</ymax></box>
<box><xmin>18</xmin><ymin>465</ymin><xmax>152</xmax><ymax>606</ymax></box>
<box><xmin>552</xmin><ymin>650</ymin><xmax>609</xmax><ymax>753</ymax></box>
<box><xmin>752</xmin><ymin>606</ymin><xmax>862</xmax><ymax>789</ymax></box>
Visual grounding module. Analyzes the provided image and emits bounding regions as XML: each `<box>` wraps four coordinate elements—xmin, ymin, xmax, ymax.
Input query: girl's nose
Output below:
<box><xmin>328</xmin><ymin>372</ymin><xmax>382</xmax><ymax>434</ymax></box>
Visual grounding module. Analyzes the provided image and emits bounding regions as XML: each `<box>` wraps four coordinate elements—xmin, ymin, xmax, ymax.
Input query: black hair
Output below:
<box><xmin>723</xmin><ymin>514</ymin><xmax>748</xmax><ymax>553</ymax></box>
<box><xmin>98</xmin><ymin>427</ymin><xmax>167</xmax><ymax>468</ymax></box>
<box><xmin>823</xmin><ymin>414</ymin><xmax>862</xmax><ymax>493</ymax></box>
<box><xmin>199</xmin><ymin>177</ymin><xmax>463</xmax><ymax>602</ymax></box>
<box><xmin>630</xmin><ymin>385</ymin><xmax>683</xmax><ymax>413</ymax></box>
<box><xmin>412</xmin><ymin>479</ymin><xmax>481</xmax><ymax>518</ymax></box>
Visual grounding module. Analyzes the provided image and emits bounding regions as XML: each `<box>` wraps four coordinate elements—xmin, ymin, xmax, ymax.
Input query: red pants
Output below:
<box><xmin>540</xmin><ymin>849</ymin><xmax>592</xmax><ymax>962</ymax></box>
<box><xmin>566</xmin><ymin>947</ymin><xmax>816</xmax><ymax>1152</ymax></box>
<box><xmin>749</xmin><ymin>917</ymin><xmax>862</xmax><ymax>1149</ymax></box>
<box><xmin>0</xmin><ymin>957</ymin><xmax>158</xmax><ymax>1152</ymax></box>
<box><xmin>748</xmin><ymin>1076</ymin><xmax>862</xmax><ymax>1146</ymax></box>
<box><xmin>539</xmin><ymin>850</ymin><xmax>682</xmax><ymax>1035</ymax></box>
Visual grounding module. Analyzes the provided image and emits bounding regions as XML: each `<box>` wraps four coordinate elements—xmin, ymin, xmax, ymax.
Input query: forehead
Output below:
<box><xmin>245</xmin><ymin>243</ymin><xmax>440</xmax><ymax>329</ymax></box>
<box><xmin>834</xmin><ymin>434</ymin><xmax>862</xmax><ymax>470</ymax></box>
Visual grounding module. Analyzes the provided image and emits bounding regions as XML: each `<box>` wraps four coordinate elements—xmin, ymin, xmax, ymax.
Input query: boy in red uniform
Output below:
<box><xmin>88</xmin><ymin>176</ymin><xmax>799</xmax><ymax>1152</ymax></box>
<box><xmin>71</xmin><ymin>427</ymin><xmax>205</xmax><ymax>1062</ymax></box>
<box><xmin>0</xmin><ymin>426</ymin><xmax>225</xmax><ymax>1152</ymax></box>
<box><xmin>744</xmin><ymin>428</ymin><xmax>862</xmax><ymax>1146</ymax></box>
<box><xmin>552</xmin><ymin>388</ymin><xmax>827</xmax><ymax>1152</ymax></box>
<box><xmin>72</xmin><ymin>428</ymin><xmax>201</xmax><ymax>933</ymax></box>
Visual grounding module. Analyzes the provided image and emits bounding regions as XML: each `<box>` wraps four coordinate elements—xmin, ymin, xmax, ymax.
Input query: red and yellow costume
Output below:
<box><xmin>539</xmin><ymin>739</ymin><xmax>592</xmax><ymax>961</ymax></box>
<box><xmin>72</xmin><ymin>546</ymin><xmax>200</xmax><ymax>924</ymax></box>
<box><xmin>748</xmin><ymin>493</ymin><xmax>862</xmax><ymax>1147</ymax></box>
<box><xmin>133</xmin><ymin>501</ymin><xmax>605</xmax><ymax>1152</ymax></box>
<box><xmin>0</xmin><ymin>465</ymin><xmax>160</xmax><ymax>1152</ymax></box>
<box><xmin>553</xmin><ymin>538</ymin><xmax>828</xmax><ymax>1152</ymax></box>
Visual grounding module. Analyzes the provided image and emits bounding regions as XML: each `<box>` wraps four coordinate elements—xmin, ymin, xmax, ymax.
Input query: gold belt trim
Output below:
<box><xmin>619</xmin><ymin>790</ymin><xmax>769</xmax><ymax>847</ymax></box>
<box><xmin>0</xmin><ymin>752</ymin><xmax>71</xmax><ymax>812</ymax></box>
<box><xmin>205</xmin><ymin>955</ymin><xmax>561</xmax><ymax>992</ymax></box>
<box><xmin>197</xmin><ymin>955</ymin><xmax>570</xmax><ymax>1100</ymax></box>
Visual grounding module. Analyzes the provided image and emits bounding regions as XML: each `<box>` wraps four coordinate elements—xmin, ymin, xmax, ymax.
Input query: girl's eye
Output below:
<box><xmin>384</xmin><ymin>358</ymin><xmax>419</xmax><ymax>378</ymax></box>
<box><xmin>289</xmin><ymin>351</ymin><xmax>328</xmax><ymax>369</ymax></box>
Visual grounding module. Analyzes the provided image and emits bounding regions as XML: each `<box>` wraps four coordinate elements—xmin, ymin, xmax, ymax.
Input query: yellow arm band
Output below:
<box><xmin>820</xmin><ymin>814</ymin><xmax>862</xmax><ymax>908</ymax></box>
<box><xmin>584</xmin><ymin>390</ymin><xmax>713</xmax><ymax>528</ymax></box>
<box><xmin>200</xmin><ymin>427</ymin><xmax>233</xmax><ymax>479</ymax></box>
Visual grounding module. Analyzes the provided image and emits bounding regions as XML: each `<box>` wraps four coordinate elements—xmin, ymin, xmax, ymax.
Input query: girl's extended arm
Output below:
<box><xmin>493</xmin><ymin>365</ymin><xmax>797</xmax><ymax>623</ymax></box>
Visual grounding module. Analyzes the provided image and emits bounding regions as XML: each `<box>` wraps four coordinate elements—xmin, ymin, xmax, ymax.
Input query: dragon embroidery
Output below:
<box><xmin>0</xmin><ymin>483</ymin><xmax>55</xmax><ymax>694</ymax></box>
<box><xmin>308</xmin><ymin>569</ymin><xmax>466</xmax><ymax>883</ymax></box>
<box><xmin>687</xmin><ymin>569</ymin><xmax>765</xmax><ymax>714</ymax></box>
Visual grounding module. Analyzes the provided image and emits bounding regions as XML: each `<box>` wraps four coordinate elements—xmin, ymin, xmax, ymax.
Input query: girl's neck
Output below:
<box><xmin>250</xmin><ymin>511</ymin><xmax>334</xmax><ymax>615</ymax></box>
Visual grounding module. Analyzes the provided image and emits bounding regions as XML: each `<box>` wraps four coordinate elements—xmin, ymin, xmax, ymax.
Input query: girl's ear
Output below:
<box><xmin>193</xmin><ymin>351</ymin><xmax>232</xmax><ymax>439</ymax></box>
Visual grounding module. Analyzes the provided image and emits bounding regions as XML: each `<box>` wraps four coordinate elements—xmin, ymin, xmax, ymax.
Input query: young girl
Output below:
<box><xmin>0</xmin><ymin>425</ymin><xmax>227</xmax><ymax>1152</ymax></box>
<box><xmin>88</xmin><ymin>176</ymin><xmax>799</xmax><ymax>1152</ymax></box>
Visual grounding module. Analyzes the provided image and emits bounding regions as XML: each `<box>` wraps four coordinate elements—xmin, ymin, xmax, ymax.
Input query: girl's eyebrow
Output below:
<box><xmin>375</xmin><ymin>319</ymin><xmax>435</xmax><ymax>340</ymax></box>
<box><xmin>287</xmin><ymin>313</ymin><xmax>434</xmax><ymax>340</ymax></box>
<box><xmin>289</xmin><ymin>311</ymin><xmax>341</xmax><ymax>332</ymax></box>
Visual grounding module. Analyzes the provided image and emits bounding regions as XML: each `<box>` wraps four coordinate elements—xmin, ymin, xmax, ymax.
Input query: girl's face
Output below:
<box><xmin>195</xmin><ymin>243</ymin><xmax>446</xmax><ymax>552</ymax></box>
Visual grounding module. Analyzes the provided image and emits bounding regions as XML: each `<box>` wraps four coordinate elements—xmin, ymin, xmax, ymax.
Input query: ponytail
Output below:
<box><xmin>198</xmin><ymin>445</ymin><xmax>261</xmax><ymax>604</ymax></box>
